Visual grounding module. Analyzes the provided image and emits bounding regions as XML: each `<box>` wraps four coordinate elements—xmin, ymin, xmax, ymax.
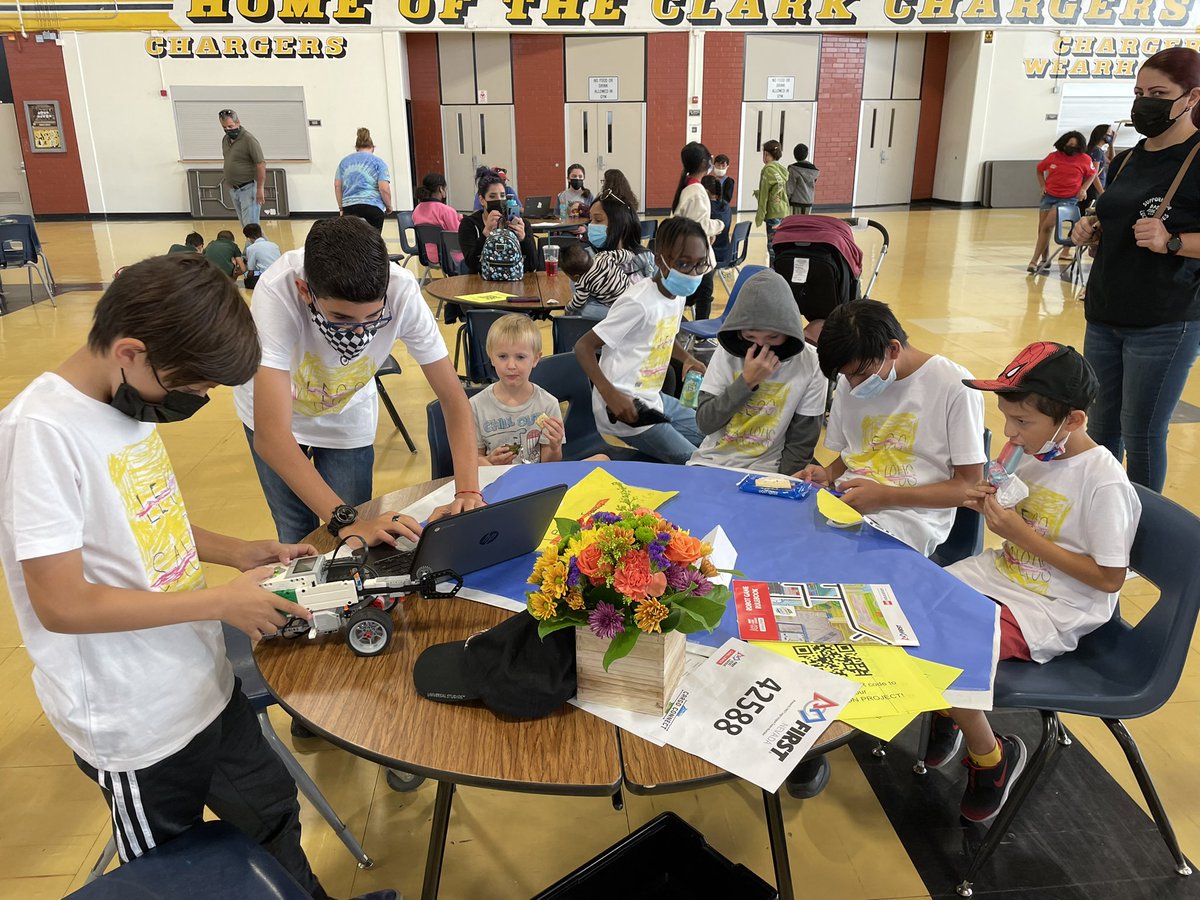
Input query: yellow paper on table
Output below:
<box><xmin>455</xmin><ymin>291</ymin><xmax>514</xmax><ymax>303</ymax></box>
<box><xmin>816</xmin><ymin>489</ymin><xmax>863</xmax><ymax>526</ymax></box>
<box><xmin>756</xmin><ymin>642</ymin><xmax>956</xmax><ymax>720</ymax></box>
<box><xmin>538</xmin><ymin>467</ymin><xmax>678</xmax><ymax>551</ymax></box>
<box><xmin>841</xmin><ymin>656</ymin><xmax>964</xmax><ymax>741</ymax></box>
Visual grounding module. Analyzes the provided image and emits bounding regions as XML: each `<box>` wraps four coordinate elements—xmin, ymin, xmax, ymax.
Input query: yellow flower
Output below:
<box><xmin>633</xmin><ymin>598</ymin><xmax>670</xmax><ymax>634</ymax></box>
<box><xmin>528</xmin><ymin>549</ymin><xmax>559</xmax><ymax>585</ymax></box>
<box><xmin>699</xmin><ymin>557</ymin><xmax>718</xmax><ymax>578</ymax></box>
<box><xmin>565</xmin><ymin>588</ymin><xmax>586</xmax><ymax>611</ymax></box>
<box><xmin>541</xmin><ymin>560</ymin><xmax>569</xmax><ymax>600</ymax></box>
<box><xmin>528</xmin><ymin>591</ymin><xmax>558</xmax><ymax>620</ymax></box>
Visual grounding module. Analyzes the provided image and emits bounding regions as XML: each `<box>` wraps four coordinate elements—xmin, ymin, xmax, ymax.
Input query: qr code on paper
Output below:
<box><xmin>791</xmin><ymin>643</ymin><xmax>871</xmax><ymax>678</ymax></box>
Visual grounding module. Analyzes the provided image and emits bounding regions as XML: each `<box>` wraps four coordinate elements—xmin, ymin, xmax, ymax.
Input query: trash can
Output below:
<box><xmin>532</xmin><ymin>812</ymin><xmax>778</xmax><ymax>900</ymax></box>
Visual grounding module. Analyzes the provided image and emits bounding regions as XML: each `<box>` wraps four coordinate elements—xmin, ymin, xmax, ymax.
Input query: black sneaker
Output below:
<box><xmin>923</xmin><ymin>713</ymin><xmax>963</xmax><ymax>769</ymax></box>
<box><xmin>785</xmin><ymin>755</ymin><xmax>831</xmax><ymax>800</ymax></box>
<box><xmin>960</xmin><ymin>734</ymin><xmax>1027</xmax><ymax>823</ymax></box>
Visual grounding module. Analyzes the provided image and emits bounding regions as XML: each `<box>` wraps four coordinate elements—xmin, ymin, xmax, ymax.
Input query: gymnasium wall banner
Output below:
<box><xmin>4</xmin><ymin>0</ymin><xmax>1198</xmax><ymax>34</ymax></box>
<box><xmin>1024</xmin><ymin>32</ymin><xmax>1200</xmax><ymax>77</ymax></box>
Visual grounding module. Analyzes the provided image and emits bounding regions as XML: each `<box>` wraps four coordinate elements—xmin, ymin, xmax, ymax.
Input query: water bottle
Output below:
<box><xmin>558</xmin><ymin>199</ymin><xmax>569</xmax><ymax>220</ymax></box>
<box><xmin>680</xmin><ymin>370</ymin><xmax>704</xmax><ymax>409</ymax></box>
<box><xmin>505</xmin><ymin>197</ymin><xmax>519</xmax><ymax>224</ymax></box>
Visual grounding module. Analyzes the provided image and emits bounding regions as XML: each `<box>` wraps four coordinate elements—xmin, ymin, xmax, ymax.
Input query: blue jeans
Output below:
<box><xmin>621</xmin><ymin>393</ymin><xmax>703</xmax><ymax>465</ymax></box>
<box><xmin>243</xmin><ymin>426</ymin><xmax>374</xmax><ymax>544</ymax></box>
<box><xmin>230</xmin><ymin>182</ymin><xmax>261</xmax><ymax>227</ymax></box>
<box><xmin>579</xmin><ymin>300</ymin><xmax>611</xmax><ymax>321</ymax></box>
<box><xmin>1084</xmin><ymin>320</ymin><xmax>1200</xmax><ymax>491</ymax></box>
<box><xmin>765</xmin><ymin>217</ymin><xmax>783</xmax><ymax>265</ymax></box>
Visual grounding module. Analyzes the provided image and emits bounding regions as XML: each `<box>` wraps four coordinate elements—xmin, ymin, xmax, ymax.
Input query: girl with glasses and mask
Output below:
<box><xmin>1072</xmin><ymin>46</ymin><xmax>1200</xmax><ymax>492</ymax></box>
<box><xmin>574</xmin><ymin>216</ymin><xmax>709</xmax><ymax>464</ymax></box>
<box><xmin>671</xmin><ymin>142</ymin><xmax>727</xmax><ymax>319</ymax></box>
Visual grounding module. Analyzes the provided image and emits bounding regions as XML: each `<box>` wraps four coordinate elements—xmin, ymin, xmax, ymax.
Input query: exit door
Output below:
<box><xmin>441</xmin><ymin>105</ymin><xmax>516</xmax><ymax>210</ymax></box>
<box><xmin>565</xmin><ymin>103</ymin><xmax>645</xmax><ymax>213</ymax></box>
<box><xmin>739</xmin><ymin>102</ymin><xmax>815</xmax><ymax>212</ymax></box>
<box><xmin>854</xmin><ymin>100</ymin><xmax>920</xmax><ymax>207</ymax></box>
<box><xmin>0</xmin><ymin>104</ymin><xmax>33</xmax><ymax>217</ymax></box>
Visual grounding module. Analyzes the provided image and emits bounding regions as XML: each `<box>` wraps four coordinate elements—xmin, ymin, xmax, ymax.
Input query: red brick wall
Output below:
<box><xmin>4</xmin><ymin>36</ymin><xmax>88</xmax><ymax>215</ymax></box>
<box><xmin>405</xmin><ymin>33</ymin><xmax>443</xmax><ymax>181</ymax></box>
<box><xmin>814</xmin><ymin>35</ymin><xmax>867</xmax><ymax>208</ymax></box>
<box><xmin>512</xmin><ymin>34</ymin><xmax>565</xmax><ymax>199</ymax></box>
<box><xmin>701</xmin><ymin>32</ymin><xmax>744</xmax><ymax>193</ymax></box>
<box><xmin>646</xmin><ymin>33</ymin><xmax>688</xmax><ymax>212</ymax></box>
<box><xmin>912</xmin><ymin>33</ymin><xmax>949</xmax><ymax>201</ymax></box>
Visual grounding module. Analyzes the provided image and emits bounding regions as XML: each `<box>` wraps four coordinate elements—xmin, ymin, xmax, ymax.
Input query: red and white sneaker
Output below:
<box><xmin>960</xmin><ymin>734</ymin><xmax>1027</xmax><ymax>824</ymax></box>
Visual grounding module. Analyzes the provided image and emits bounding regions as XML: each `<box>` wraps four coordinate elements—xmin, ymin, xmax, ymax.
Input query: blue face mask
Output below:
<box><xmin>587</xmin><ymin>223</ymin><xmax>608</xmax><ymax>248</ymax></box>
<box><xmin>661</xmin><ymin>267</ymin><xmax>703</xmax><ymax>297</ymax></box>
<box><xmin>849</xmin><ymin>356</ymin><xmax>896</xmax><ymax>400</ymax></box>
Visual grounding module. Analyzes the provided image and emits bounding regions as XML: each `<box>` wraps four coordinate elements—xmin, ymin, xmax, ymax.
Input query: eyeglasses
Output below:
<box><xmin>313</xmin><ymin>298</ymin><xmax>392</xmax><ymax>334</ymax></box>
<box><xmin>671</xmin><ymin>259</ymin><xmax>712</xmax><ymax>276</ymax></box>
<box><xmin>218</xmin><ymin>108</ymin><xmax>237</xmax><ymax>119</ymax></box>
<box><xmin>596</xmin><ymin>190</ymin><xmax>627</xmax><ymax>208</ymax></box>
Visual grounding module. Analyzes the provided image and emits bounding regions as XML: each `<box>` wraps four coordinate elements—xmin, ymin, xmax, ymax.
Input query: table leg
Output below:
<box><xmin>762</xmin><ymin>788</ymin><xmax>795</xmax><ymax>900</ymax></box>
<box><xmin>421</xmin><ymin>781</ymin><xmax>456</xmax><ymax>900</ymax></box>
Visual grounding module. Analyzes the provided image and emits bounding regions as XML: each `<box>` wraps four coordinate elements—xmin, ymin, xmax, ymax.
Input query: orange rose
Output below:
<box><xmin>577</xmin><ymin>542</ymin><xmax>605</xmax><ymax>578</ymax></box>
<box><xmin>645</xmin><ymin>570</ymin><xmax>668</xmax><ymax>598</ymax></box>
<box><xmin>613</xmin><ymin>549</ymin><xmax>652</xmax><ymax>601</ymax></box>
<box><xmin>665</xmin><ymin>531</ymin><xmax>706</xmax><ymax>565</ymax></box>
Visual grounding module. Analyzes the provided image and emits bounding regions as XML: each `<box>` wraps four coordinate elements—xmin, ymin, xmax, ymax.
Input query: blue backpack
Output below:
<box><xmin>480</xmin><ymin>226</ymin><xmax>524</xmax><ymax>282</ymax></box>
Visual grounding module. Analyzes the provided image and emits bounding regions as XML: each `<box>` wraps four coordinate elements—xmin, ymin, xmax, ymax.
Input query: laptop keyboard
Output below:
<box><xmin>370</xmin><ymin>549</ymin><xmax>416</xmax><ymax>577</ymax></box>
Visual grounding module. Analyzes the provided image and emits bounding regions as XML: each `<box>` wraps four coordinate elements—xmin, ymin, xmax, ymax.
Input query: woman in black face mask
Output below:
<box><xmin>1029</xmin><ymin>130</ymin><xmax>1095</xmax><ymax>273</ymax></box>
<box><xmin>557</xmin><ymin>163</ymin><xmax>594</xmax><ymax>218</ymax></box>
<box><xmin>1071</xmin><ymin>47</ymin><xmax>1200</xmax><ymax>492</ymax></box>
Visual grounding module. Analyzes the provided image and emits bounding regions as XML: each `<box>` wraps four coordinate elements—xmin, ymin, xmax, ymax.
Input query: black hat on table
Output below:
<box><xmin>413</xmin><ymin>612</ymin><xmax>576</xmax><ymax>719</ymax></box>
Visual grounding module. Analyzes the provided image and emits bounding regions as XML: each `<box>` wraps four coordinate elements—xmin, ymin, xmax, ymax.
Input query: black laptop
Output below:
<box><xmin>524</xmin><ymin>196</ymin><xmax>554</xmax><ymax>219</ymax></box>
<box><xmin>365</xmin><ymin>484</ymin><xmax>568</xmax><ymax>579</ymax></box>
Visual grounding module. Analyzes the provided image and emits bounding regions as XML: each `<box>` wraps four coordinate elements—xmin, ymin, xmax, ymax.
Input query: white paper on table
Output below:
<box><xmin>686</xmin><ymin>525</ymin><xmax>737</xmax><ymax>659</ymax></box>
<box><xmin>569</xmin><ymin>654</ymin><xmax>707</xmax><ymax>746</ymax></box>
<box><xmin>397</xmin><ymin>465</ymin><xmax>509</xmax><ymax>524</ymax></box>
<box><xmin>655</xmin><ymin>638</ymin><xmax>860</xmax><ymax>793</ymax></box>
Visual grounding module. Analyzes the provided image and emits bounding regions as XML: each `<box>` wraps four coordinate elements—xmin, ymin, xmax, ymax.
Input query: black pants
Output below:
<box><xmin>343</xmin><ymin>203</ymin><xmax>385</xmax><ymax>232</ymax></box>
<box><xmin>74</xmin><ymin>680</ymin><xmax>328</xmax><ymax>899</ymax></box>
<box><xmin>244</xmin><ymin>272</ymin><xmax>260</xmax><ymax>290</ymax></box>
<box><xmin>688</xmin><ymin>270</ymin><xmax>716</xmax><ymax>320</ymax></box>
<box><xmin>790</xmin><ymin>204</ymin><xmax>812</xmax><ymax>215</ymax></box>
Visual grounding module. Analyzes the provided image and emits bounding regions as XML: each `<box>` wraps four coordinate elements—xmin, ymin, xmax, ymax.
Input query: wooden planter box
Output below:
<box><xmin>575</xmin><ymin>628</ymin><xmax>686</xmax><ymax>717</ymax></box>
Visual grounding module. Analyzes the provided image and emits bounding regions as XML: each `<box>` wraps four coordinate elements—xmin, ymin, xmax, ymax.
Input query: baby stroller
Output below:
<box><xmin>770</xmin><ymin>215</ymin><xmax>890</xmax><ymax>328</ymax></box>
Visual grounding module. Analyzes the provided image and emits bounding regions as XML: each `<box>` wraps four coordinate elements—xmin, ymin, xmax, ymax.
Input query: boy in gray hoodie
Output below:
<box><xmin>786</xmin><ymin>144</ymin><xmax>820</xmax><ymax>215</ymax></box>
<box><xmin>689</xmin><ymin>269</ymin><xmax>827</xmax><ymax>473</ymax></box>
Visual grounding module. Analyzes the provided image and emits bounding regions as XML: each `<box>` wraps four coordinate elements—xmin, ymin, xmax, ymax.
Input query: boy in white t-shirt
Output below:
<box><xmin>575</xmin><ymin>216</ymin><xmax>709</xmax><ymax>465</ymax></box>
<box><xmin>0</xmin><ymin>256</ymin><xmax>394</xmax><ymax>899</ymax></box>
<box><xmin>233</xmin><ymin>217</ymin><xmax>482</xmax><ymax>548</ymax></box>
<box><xmin>795</xmin><ymin>299</ymin><xmax>987</xmax><ymax>556</ymax></box>
<box><xmin>925</xmin><ymin>342</ymin><xmax>1140</xmax><ymax>825</ymax></box>
<box><xmin>471</xmin><ymin>314</ymin><xmax>566</xmax><ymax>464</ymax></box>
<box><xmin>689</xmin><ymin>269</ymin><xmax>826</xmax><ymax>473</ymax></box>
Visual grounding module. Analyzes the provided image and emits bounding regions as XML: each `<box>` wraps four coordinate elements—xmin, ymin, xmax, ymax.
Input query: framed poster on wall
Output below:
<box><xmin>24</xmin><ymin>101</ymin><xmax>66</xmax><ymax>153</ymax></box>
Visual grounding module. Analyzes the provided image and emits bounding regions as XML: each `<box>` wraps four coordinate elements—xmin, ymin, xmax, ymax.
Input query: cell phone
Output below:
<box><xmin>606</xmin><ymin>398</ymin><xmax>671</xmax><ymax>427</ymax></box>
<box><xmin>485</xmin><ymin>199</ymin><xmax>506</xmax><ymax>215</ymax></box>
<box><xmin>508</xmin><ymin>295</ymin><xmax>540</xmax><ymax>303</ymax></box>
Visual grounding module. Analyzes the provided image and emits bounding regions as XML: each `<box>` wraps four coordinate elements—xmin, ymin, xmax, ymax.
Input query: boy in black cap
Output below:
<box><xmin>925</xmin><ymin>341</ymin><xmax>1141</xmax><ymax>824</ymax></box>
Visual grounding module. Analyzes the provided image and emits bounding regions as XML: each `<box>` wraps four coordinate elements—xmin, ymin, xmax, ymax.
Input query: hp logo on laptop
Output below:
<box><xmin>479</xmin><ymin>531</ymin><xmax>499</xmax><ymax>545</ymax></box>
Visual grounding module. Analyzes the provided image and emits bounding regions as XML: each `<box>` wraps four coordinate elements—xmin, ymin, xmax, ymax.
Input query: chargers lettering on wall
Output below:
<box><xmin>145</xmin><ymin>34</ymin><xmax>347</xmax><ymax>57</ymax></box>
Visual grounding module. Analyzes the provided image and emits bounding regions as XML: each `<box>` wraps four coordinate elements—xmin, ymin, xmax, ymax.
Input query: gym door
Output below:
<box><xmin>441</xmin><ymin>105</ymin><xmax>516</xmax><ymax>210</ymax></box>
<box><xmin>565</xmin><ymin>103</ymin><xmax>645</xmax><ymax>212</ymax></box>
<box><xmin>854</xmin><ymin>100</ymin><xmax>921</xmax><ymax>207</ymax></box>
<box><xmin>739</xmin><ymin>102</ymin><xmax>815</xmax><ymax>212</ymax></box>
<box><xmin>0</xmin><ymin>104</ymin><xmax>32</xmax><ymax>216</ymax></box>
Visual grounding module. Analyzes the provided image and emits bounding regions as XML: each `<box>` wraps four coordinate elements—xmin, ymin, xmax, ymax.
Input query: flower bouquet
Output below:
<box><xmin>525</xmin><ymin>494</ymin><xmax>732</xmax><ymax>715</ymax></box>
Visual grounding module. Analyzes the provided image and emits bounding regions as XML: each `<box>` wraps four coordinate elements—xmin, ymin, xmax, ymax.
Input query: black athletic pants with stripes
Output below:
<box><xmin>74</xmin><ymin>679</ymin><xmax>330</xmax><ymax>899</ymax></box>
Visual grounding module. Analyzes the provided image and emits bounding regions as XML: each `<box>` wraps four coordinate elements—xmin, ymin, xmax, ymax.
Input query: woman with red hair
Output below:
<box><xmin>1073</xmin><ymin>47</ymin><xmax>1200</xmax><ymax>491</ymax></box>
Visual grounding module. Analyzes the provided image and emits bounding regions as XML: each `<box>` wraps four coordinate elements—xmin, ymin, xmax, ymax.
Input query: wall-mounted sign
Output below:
<box><xmin>144</xmin><ymin>34</ymin><xmax>347</xmax><ymax>59</ymax></box>
<box><xmin>766</xmin><ymin>76</ymin><xmax>795</xmax><ymax>101</ymax></box>
<box><xmin>24</xmin><ymin>101</ymin><xmax>65</xmax><ymax>153</ymax></box>
<box><xmin>588</xmin><ymin>76</ymin><xmax>619</xmax><ymax>102</ymax></box>
<box><xmin>1024</xmin><ymin>33</ymin><xmax>1200</xmax><ymax>79</ymax></box>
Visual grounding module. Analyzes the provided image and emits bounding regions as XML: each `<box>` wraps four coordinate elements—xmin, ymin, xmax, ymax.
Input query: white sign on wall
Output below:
<box><xmin>767</xmin><ymin>76</ymin><xmax>795</xmax><ymax>101</ymax></box>
<box><xmin>588</xmin><ymin>76</ymin><xmax>619</xmax><ymax>102</ymax></box>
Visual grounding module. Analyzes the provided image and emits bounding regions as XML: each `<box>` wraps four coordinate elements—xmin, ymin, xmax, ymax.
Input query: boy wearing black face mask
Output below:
<box><xmin>233</xmin><ymin>216</ymin><xmax>481</xmax><ymax>547</ymax></box>
<box><xmin>0</xmin><ymin>254</ymin><xmax>362</xmax><ymax>899</ymax></box>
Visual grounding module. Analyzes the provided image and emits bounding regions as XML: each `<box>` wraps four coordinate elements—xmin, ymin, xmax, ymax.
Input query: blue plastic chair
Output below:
<box><xmin>1054</xmin><ymin>201</ymin><xmax>1086</xmax><ymax>293</ymax></box>
<box><xmin>458</xmin><ymin>308</ymin><xmax>508</xmax><ymax>385</ymax></box>
<box><xmin>929</xmin><ymin>429</ymin><xmax>992</xmax><ymax>568</ymax></box>
<box><xmin>552</xmin><ymin>314</ymin><xmax>597</xmax><ymax>356</ymax></box>
<box><xmin>392</xmin><ymin>210</ymin><xmax>420</xmax><ymax>268</ymax></box>
<box><xmin>955</xmin><ymin>484</ymin><xmax>1200</xmax><ymax>896</ymax></box>
<box><xmin>413</xmin><ymin>223</ymin><xmax>444</xmax><ymax>287</ymax></box>
<box><xmin>715</xmin><ymin>221</ymin><xmax>753</xmax><ymax>292</ymax></box>
<box><xmin>374</xmin><ymin>354</ymin><xmax>417</xmax><ymax>453</ymax></box>
<box><xmin>0</xmin><ymin>219</ymin><xmax>55</xmax><ymax>310</ymax></box>
<box><xmin>639</xmin><ymin>218</ymin><xmax>657</xmax><ymax>251</ymax></box>
<box><xmin>679</xmin><ymin>264</ymin><xmax>766</xmax><ymax>349</ymax></box>
<box><xmin>442</xmin><ymin>230</ymin><xmax>466</xmax><ymax>277</ymax></box>
<box><xmin>86</xmin><ymin>625</ymin><xmax>373</xmax><ymax>883</ymax></box>
<box><xmin>426</xmin><ymin>388</ymin><xmax>484</xmax><ymax>479</ymax></box>
<box><xmin>529</xmin><ymin>351</ymin><xmax>647</xmax><ymax>462</ymax></box>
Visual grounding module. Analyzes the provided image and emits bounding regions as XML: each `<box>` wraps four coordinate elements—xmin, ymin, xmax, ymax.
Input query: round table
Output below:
<box><xmin>527</xmin><ymin>215</ymin><xmax>588</xmax><ymax>233</ymax></box>
<box><xmin>424</xmin><ymin>272</ymin><xmax>570</xmax><ymax>317</ymax></box>
<box><xmin>254</xmin><ymin>476</ymin><xmax>852</xmax><ymax>900</ymax></box>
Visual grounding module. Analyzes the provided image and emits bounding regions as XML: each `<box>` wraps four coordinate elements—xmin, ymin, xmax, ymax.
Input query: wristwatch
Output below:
<box><xmin>327</xmin><ymin>504</ymin><xmax>358</xmax><ymax>538</ymax></box>
<box><xmin>1167</xmin><ymin>234</ymin><xmax>1183</xmax><ymax>255</ymax></box>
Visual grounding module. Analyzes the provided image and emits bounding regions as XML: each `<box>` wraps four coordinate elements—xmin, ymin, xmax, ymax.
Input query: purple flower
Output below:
<box><xmin>588</xmin><ymin>601</ymin><xmax>626</xmax><ymax>640</ymax></box>
<box><xmin>647</xmin><ymin>540</ymin><xmax>669</xmax><ymax>570</ymax></box>
<box><xmin>665</xmin><ymin>563</ymin><xmax>694</xmax><ymax>593</ymax></box>
<box><xmin>690</xmin><ymin>573</ymin><xmax>714</xmax><ymax>596</ymax></box>
<box><xmin>567</xmin><ymin>557</ymin><xmax>581</xmax><ymax>587</ymax></box>
<box><xmin>656</xmin><ymin>531</ymin><xmax>671</xmax><ymax>543</ymax></box>
<box><xmin>590</xmin><ymin>511</ymin><xmax>621</xmax><ymax>526</ymax></box>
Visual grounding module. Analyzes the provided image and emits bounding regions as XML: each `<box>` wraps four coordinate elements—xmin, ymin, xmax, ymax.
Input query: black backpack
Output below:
<box><xmin>480</xmin><ymin>226</ymin><xmax>524</xmax><ymax>282</ymax></box>
<box><xmin>771</xmin><ymin>241</ymin><xmax>860</xmax><ymax>321</ymax></box>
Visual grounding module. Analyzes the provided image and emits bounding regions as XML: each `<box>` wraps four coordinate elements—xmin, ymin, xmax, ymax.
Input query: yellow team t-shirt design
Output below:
<box><xmin>636</xmin><ymin>316</ymin><xmax>679</xmax><ymax>392</ymax></box>
<box><xmin>994</xmin><ymin>481</ymin><xmax>1072</xmax><ymax>596</ymax></box>
<box><xmin>843</xmin><ymin>413</ymin><xmax>919</xmax><ymax>486</ymax></box>
<box><xmin>717</xmin><ymin>380</ymin><xmax>791</xmax><ymax>457</ymax></box>
<box><xmin>292</xmin><ymin>352</ymin><xmax>376</xmax><ymax>418</ymax></box>
<box><xmin>108</xmin><ymin>431</ymin><xmax>204</xmax><ymax>593</ymax></box>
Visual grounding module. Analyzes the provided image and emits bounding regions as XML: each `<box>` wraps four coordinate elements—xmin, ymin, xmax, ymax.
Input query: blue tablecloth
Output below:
<box><xmin>468</xmin><ymin>461</ymin><xmax>998</xmax><ymax>702</ymax></box>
